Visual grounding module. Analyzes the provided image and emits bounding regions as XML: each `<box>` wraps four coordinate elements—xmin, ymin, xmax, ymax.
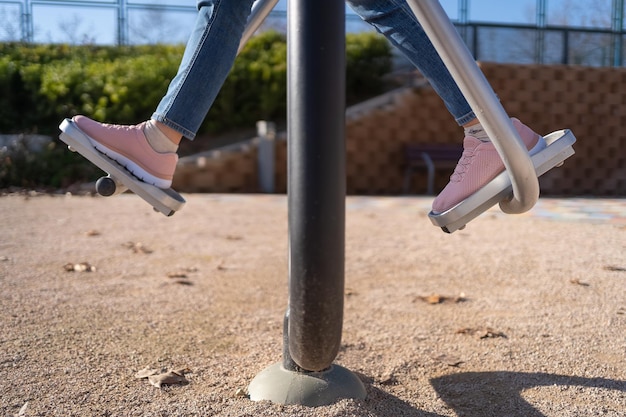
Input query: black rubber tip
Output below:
<box><xmin>95</xmin><ymin>176</ymin><xmax>116</xmax><ymax>197</ymax></box>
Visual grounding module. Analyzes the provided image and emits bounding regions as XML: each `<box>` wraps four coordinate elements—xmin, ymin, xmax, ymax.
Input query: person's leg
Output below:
<box><xmin>152</xmin><ymin>0</ymin><xmax>255</xmax><ymax>141</ymax></box>
<box><xmin>72</xmin><ymin>0</ymin><xmax>254</xmax><ymax>188</ymax></box>
<box><xmin>346</xmin><ymin>0</ymin><xmax>474</xmax><ymax>125</ymax></box>
<box><xmin>346</xmin><ymin>0</ymin><xmax>545</xmax><ymax>212</ymax></box>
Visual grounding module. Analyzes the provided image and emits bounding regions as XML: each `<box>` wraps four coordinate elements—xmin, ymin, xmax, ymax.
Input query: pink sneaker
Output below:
<box><xmin>72</xmin><ymin>115</ymin><xmax>178</xmax><ymax>189</ymax></box>
<box><xmin>432</xmin><ymin>118</ymin><xmax>546</xmax><ymax>213</ymax></box>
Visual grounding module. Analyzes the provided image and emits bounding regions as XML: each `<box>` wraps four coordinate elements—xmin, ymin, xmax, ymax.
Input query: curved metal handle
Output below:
<box><xmin>238</xmin><ymin>0</ymin><xmax>281</xmax><ymax>54</ymax></box>
<box><xmin>406</xmin><ymin>0</ymin><xmax>539</xmax><ymax>214</ymax></box>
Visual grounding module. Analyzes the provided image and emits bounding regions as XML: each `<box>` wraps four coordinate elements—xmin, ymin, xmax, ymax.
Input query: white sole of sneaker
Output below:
<box><xmin>529</xmin><ymin>135</ymin><xmax>547</xmax><ymax>156</ymax></box>
<box><xmin>58</xmin><ymin>118</ymin><xmax>185</xmax><ymax>216</ymax></box>
<box><xmin>83</xmin><ymin>134</ymin><xmax>172</xmax><ymax>190</ymax></box>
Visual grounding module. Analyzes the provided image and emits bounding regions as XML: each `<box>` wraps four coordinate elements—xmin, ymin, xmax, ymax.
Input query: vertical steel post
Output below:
<box><xmin>612</xmin><ymin>0</ymin><xmax>624</xmax><ymax>66</ymax></box>
<box><xmin>457</xmin><ymin>0</ymin><xmax>469</xmax><ymax>42</ymax></box>
<box><xmin>287</xmin><ymin>0</ymin><xmax>346</xmax><ymax>372</ymax></box>
<box><xmin>256</xmin><ymin>120</ymin><xmax>276</xmax><ymax>193</ymax></box>
<box><xmin>536</xmin><ymin>0</ymin><xmax>547</xmax><ymax>64</ymax></box>
<box><xmin>22</xmin><ymin>0</ymin><xmax>33</xmax><ymax>43</ymax></box>
<box><xmin>117</xmin><ymin>0</ymin><xmax>128</xmax><ymax>46</ymax></box>
<box><xmin>249</xmin><ymin>0</ymin><xmax>365</xmax><ymax>405</ymax></box>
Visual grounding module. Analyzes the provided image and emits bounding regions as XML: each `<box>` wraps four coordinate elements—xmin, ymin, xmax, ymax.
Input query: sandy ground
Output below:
<box><xmin>1</xmin><ymin>193</ymin><xmax>625</xmax><ymax>417</ymax></box>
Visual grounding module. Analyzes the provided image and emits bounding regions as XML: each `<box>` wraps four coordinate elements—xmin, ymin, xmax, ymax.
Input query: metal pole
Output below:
<box><xmin>612</xmin><ymin>0</ymin><xmax>624</xmax><ymax>66</ymax></box>
<box><xmin>238</xmin><ymin>0</ymin><xmax>280</xmax><ymax>54</ymax></box>
<box><xmin>22</xmin><ymin>0</ymin><xmax>33</xmax><ymax>42</ymax></box>
<box><xmin>562</xmin><ymin>29</ymin><xmax>570</xmax><ymax>65</ymax></box>
<box><xmin>406</xmin><ymin>0</ymin><xmax>539</xmax><ymax>214</ymax></box>
<box><xmin>457</xmin><ymin>0</ymin><xmax>469</xmax><ymax>42</ymax></box>
<box><xmin>287</xmin><ymin>0</ymin><xmax>346</xmax><ymax>371</ymax></box>
<box><xmin>248</xmin><ymin>0</ymin><xmax>365</xmax><ymax>405</ymax></box>
<box><xmin>536</xmin><ymin>0</ymin><xmax>547</xmax><ymax>64</ymax></box>
<box><xmin>256</xmin><ymin>120</ymin><xmax>276</xmax><ymax>193</ymax></box>
<box><xmin>117</xmin><ymin>0</ymin><xmax>128</xmax><ymax>46</ymax></box>
<box><xmin>458</xmin><ymin>0</ymin><xmax>469</xmax><ymax>23</ymax></box>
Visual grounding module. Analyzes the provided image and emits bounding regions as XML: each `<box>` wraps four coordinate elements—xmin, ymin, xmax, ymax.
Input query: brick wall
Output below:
<box><xmin>481</xmin><ymin>63</ymin><xmax>626</xmax><ymax>196</ymax></box>
<box><xmin>173</xmin><ymin>62</ymin><xmax>626</xmax><ymax>196</ymax></box>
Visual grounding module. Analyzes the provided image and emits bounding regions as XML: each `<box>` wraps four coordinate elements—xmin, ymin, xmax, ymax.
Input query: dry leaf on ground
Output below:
<box><xmin>134</xmin><ymin>368</ymin><xmax>159</xmax><ymax>379</ymax></box>
<box><xmin>415</xmin><ymin>293</ymin><xmax>467</xmax><ymax>305</ymax></box>
<box><xmin>432</xmin><ymin>354</ymin><xmax>464</xmax><ymax>367</ymax></box>
<box><xmin>148</xmin><ymin>370</ymin><xmax>189</xmax><ymax>388</ymax></box>
<box><xmin>167</xmin><ymin>267</ymin><xmax>199</xmax><ymax>279</ymax></box>
<box><xmin>135</xmin><ymin>367</ymin><xmax>191</xmax><ymax>388</ymax></box>
<box><xmin>17</xmin><ymin>402</ymin><xmax>28</xmax><ymax>416</ymax></box>
<box><xmin>456</xmin><ymin>327</ymin><xmax>507</xmax><ymax>339</ymax></box>
<box><xmin>123</xmin><ymin>241</ymin><xmax>153</xmax><ymax>254</ymax></box>
<box><xmin>167</xmin><ymin>272</ymin><xmax>188</xmax><ymax>279</ymax></box>
<box><xmin>378</xmin><ymin>373</ymin><xmax>398</xmax><ymax>386</ymax></box>
<box><xmin>604</xmin><ymin>265</ymin><xmax>626</xmax><ymax>272</ymax></box>
<box><xmin>234</xmin><ymin>388</ymin><xmax>248</xmax><ymax>398</ymax></box>
<box><xmin>63</xmin><ymin>262</ymin><xmax>96</xmax><ymax>272</ymax></box>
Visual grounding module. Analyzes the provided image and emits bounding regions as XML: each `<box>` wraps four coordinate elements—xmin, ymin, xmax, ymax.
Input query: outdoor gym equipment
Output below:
<box><xmin>407</xmin><ymin>1</ymin><xmax>576</xmax><ymax>233</ymax></box>
<box><xmin>243</xmin><ymin>0</ymin><xmax>575</xmax><ymax>406</ymax></box>
<box><xmin>55</xmin><ymin>0</ymin><xmax>286</xmax><ymax>217</ymax></box>
<box><xmin>247</xmin><ymin>0</ymin><xmax>367</xmax><ymax>405</ymax></box>
<box><xmin>59</xmin><ymin>0</ymin><xmax>576</xmax><ymax>406</ymax></box>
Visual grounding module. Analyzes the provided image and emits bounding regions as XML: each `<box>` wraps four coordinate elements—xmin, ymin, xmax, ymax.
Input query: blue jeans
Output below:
<box><xmin>153</xmin><ymin>0</ymin><xmax>475</xmax><ymax>140</ymax></box>
<box><xmin>152</xmin><ymin>0</ymin><xmax>255</xmax><ymax>139</ymax></box>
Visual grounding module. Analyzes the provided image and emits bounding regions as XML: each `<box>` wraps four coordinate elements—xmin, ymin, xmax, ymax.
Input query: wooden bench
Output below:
<box><xmin>403</xmin><ymin>144</ymin><xmax>463</xmax><ymax>195</ymax></box>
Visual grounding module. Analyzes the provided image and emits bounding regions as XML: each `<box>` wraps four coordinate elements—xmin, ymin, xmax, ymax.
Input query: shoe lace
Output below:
<box><xmin>450</xmin><ymin>149</ymin><xmax>475</xmax><ymax>182</ymax></box>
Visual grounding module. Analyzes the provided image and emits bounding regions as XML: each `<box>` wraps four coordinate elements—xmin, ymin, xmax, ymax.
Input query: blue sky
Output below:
<box><xmin>0</xmin><ymin>0</ymin><xmax>616</xmax><ymax>44</ymax></box>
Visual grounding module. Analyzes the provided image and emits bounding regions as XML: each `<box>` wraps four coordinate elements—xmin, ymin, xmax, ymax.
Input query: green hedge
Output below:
<box><xmin>0</xmin><ymin>31</ymin><xmax>391</xmax><ymax>137</ymax></box>
<box><xmin>0</xmin><ymin>31</ymin><xmax>392</xmax><ymax>188</ymax></box>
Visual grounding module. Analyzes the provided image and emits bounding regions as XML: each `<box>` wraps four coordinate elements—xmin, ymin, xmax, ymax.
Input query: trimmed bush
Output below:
<box><xmin>346</xmin><ymin>32</ymin><xmax>393</xmax><ymax>103</ymax></box>
<box><xmin>0</xmin><ymin>31</ymin><xmax>392</xmax><ymax>188</ymax></box>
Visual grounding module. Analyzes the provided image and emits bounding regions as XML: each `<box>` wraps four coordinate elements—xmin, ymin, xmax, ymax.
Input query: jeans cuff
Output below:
<box><xmin>455</xmin><ymin>111</ymin><xmax>477</xmax><ymax>126</ymax></box>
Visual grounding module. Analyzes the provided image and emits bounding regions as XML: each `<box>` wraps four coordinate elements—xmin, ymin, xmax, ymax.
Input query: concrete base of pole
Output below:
<box><xmin>248</xmin><ymin>362</ymin><xmax>366</xmax><ymax>406</ymax></box>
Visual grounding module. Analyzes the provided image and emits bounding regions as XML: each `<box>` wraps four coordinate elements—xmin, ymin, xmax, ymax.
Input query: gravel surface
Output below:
<box><xmin>1</xmin><ymin>193</ymin><xmax>624</xmax><ymax>417</ymax></box>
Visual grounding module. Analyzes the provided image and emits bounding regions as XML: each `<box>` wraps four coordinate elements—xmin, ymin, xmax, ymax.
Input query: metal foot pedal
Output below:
<box><xmin>58</xmin><ymin>118</ymin><xmax>185</xmax><ymax>216</ymax></box>
<box><xmin>428</xmin><ymin>129</ymin><xmax>576</xmax><ymax>233</ymax></box>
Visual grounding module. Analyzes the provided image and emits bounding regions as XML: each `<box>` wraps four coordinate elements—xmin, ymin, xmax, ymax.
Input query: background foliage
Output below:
<box><xmin>0</xmin><ymin>31</ymin><xmax>392</xmax><ymax>188</ymax></box>
<box><xmin>0</xmin><ymin>31</ymin><xmax>391</xmax><ymax>136</ymax></box>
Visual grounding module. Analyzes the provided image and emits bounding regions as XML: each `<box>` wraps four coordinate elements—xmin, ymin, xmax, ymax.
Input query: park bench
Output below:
<box><xmin>403</xmin><ymin>144</ymin><xmax>462</xmax><ymax>195</ymax></box>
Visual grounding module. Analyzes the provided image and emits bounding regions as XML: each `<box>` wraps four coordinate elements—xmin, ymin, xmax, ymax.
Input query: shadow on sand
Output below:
<box><xmin>357</xmin><ymin>371</ymin><xmax>625</xmax><ymax>417</ymax></box>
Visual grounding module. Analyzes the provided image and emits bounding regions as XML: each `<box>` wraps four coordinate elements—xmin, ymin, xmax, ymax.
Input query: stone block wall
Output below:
<box><xmin>173</xmin><ymin>62</ymin><xmax>626</xmax><ymax>196</ymax></box>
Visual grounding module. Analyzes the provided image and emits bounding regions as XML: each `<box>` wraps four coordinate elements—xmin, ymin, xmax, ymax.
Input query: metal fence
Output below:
<box><xmin>0</xmin><ymin>0</ymin><xmax>373</xmax><ymax>44</ymax></box>
<box><xmin>458</xmin><ymin>22</ymin><xmax>626</xmax><ymax>67</ymax></box>
<box><xmin>0</xmin><ymin>0</ymin><xmax>624</xmax><ymax>67</ymax></box>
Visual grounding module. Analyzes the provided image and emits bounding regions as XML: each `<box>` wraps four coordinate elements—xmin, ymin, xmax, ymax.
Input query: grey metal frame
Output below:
<box><xmin>247</xmin><ymin>0</ymin><xmax>569</xmax><ymax>406</ymax></box>
<box><xmin>238</xmin><ymin>0</ymin><xmax>279</xmax><ymax>53</ymax></box>
<box><xmin>248</xmin><ymin>0</ymin><xmax>366</xmax><ymax>405</ymax></box>
<box><xmin>46</xmin><ymin>0</ymin><xmax>578</xmax><ymax>406</ymax></box>
<box><xmin>407</xmin><ymin>0</ymin><xmax>540</xmax><ymax>214</ymax></box>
